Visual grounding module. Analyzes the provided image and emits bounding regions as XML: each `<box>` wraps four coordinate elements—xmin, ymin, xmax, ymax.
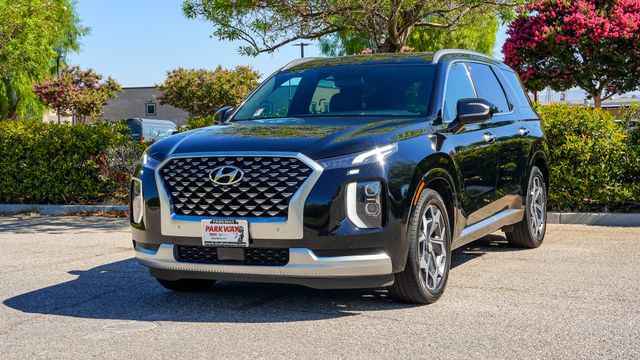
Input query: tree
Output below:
<box><xmin>503</xmin><ymin>0</ymin><xmax>640</xmax><ymax>108</ymax></box>
<box><xmin>320</xmin><ymin>10</ymin><xmax>498</xmax><ymax>56</ymax></box>
<box><xmin>182</xmin><ymin>0</ymin><xmax>517</xmax><ymax>55</ymax></box>
<box><xmin>0</xmin><ymin>0</ymin><xmax>87</xmax><ymax>120</ymax></box>
<box><xmin>158</xmin><ymin>66</ymin><xmax>260</xmax><ymax>118</ymax></box>
<box><xmin>34</xmin><ymin>66</ymin><xmax>121</xmax><ymax>124</ymax></box>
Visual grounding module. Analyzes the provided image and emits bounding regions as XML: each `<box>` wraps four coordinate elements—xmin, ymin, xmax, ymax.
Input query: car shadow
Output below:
<box><xmin>4</xmin><ymin>233</ymin><xmax>521</xmax><ymax>323</ymax></box>
<box><xmin>451</xmin><ymin>233</ymin><xmax>526</xmax><ymax>268</ymax></box>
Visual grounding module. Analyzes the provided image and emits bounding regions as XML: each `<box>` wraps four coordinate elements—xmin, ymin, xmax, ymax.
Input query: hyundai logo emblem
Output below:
<box><xmin>209</xmin><ymin>165</ymin><xmax>244</xmax><ymax>186</ymax></box>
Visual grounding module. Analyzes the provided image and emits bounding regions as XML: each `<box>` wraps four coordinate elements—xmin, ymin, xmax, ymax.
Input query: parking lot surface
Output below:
<box><xmin>1</xmin><ymin>216</ymin><xmax>639</xmax><ymax>359</ymax></box>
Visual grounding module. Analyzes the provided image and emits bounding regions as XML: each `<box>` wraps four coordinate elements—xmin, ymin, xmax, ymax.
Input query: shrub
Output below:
<box><xmin>101</xmin><ymin>139</ymin><xmax>146</xmax><ymax>202</ymax></box>
<box><xmin>538</xmin><ymin>104</ymin><xmax>640</xmax><ymax>212</ymax></box>
<box><xmin>184</xmin><ymin>116</ymin><xmax>216</xmax><ymax>131</ymax></box>
<box><xmin>0</xmin><ymin>120</ymin><xmax>140</xmax><ymax>204</ymax></box>
<box><xmin>158</xmin><ymin>66</ymin><xmax>259</xmax><ymax>118</ymax></box>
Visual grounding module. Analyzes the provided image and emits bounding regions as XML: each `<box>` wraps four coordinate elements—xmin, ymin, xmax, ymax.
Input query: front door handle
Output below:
<box><xmin>483</xmin><ymin>132</ymin><xmax>496</xmax><ymax>144</ymax></box>
<box><xmin>518</xmin><ymin>127</ymin><xmax>530</xmax><ymax>136</ymax></box>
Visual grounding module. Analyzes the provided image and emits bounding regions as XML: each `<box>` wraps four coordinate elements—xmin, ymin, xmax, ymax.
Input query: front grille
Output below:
<box><xmin>175</xmin><ymin>246</ymin><xmax>289</xmax><ymax>266</ymax></box>
<box><xmin>160</xmin><ymin>156</ymin><xmax>312</xmax><ymax>218</ymax></box>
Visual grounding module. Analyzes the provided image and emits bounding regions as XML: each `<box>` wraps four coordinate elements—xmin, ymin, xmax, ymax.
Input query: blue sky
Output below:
<box><xmin>69</xmin><ymin>0</ymin><xmax>323</xmax><ymax>87</ymax></box>
<box><xmin>70</xmin><ymin>0</ymin><xmax>507</xmax><ymax>87</ymax></box>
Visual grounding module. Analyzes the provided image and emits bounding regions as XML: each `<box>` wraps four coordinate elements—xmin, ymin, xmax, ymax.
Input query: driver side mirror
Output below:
<box><xmin>214</xmin><ymin>105</ymin><xmax>235</xmax><ymax>124</ymax></box>
<box><xmin>456</xmin><ymin>98</ymin><xmax>494</xmax><ymax>125</ymax></box>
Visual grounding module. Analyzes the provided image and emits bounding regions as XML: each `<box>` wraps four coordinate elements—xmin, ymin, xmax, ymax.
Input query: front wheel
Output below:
<box><xmin>505</xmin><ymin>166</ymin><xmax>547</xmax><ymax>248</ymax></box>
<box><xmin>390</xmin><ymin>188</ymin><xmax>452</xmax><ymax>304</ymax></box>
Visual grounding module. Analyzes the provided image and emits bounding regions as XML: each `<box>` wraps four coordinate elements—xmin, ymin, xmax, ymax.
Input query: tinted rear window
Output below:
<box><xmin>467</xmin><ymin>63</ymin><xmax>510</xmax><ymax>113</ymax></box>
<box><xmin>499</xmin><ymin>69</ymin><xmax>532</xmax><ymax>109</ymax></box>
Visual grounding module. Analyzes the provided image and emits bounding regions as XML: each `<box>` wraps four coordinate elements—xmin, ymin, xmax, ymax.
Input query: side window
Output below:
<box><xmin>443</xmin><ymin>63</ymin><xmax>476</xmax><ymax>122</ymax></box>
<box><xmin>499</xmin><ymin>69</ymin><xmax>532</xmax><ymax>109</ymax></box>
<box><xmin>467</xmin><ymin>63</ymin><xmax>510</xmax><ymax>113</ymax></box>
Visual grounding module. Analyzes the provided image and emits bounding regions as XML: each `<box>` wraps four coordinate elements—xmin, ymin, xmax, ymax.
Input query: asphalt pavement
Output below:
<box><xmin>0</xmin><ymin>215</ymin><xmax>639</xmax><ymax>359</ymax></box>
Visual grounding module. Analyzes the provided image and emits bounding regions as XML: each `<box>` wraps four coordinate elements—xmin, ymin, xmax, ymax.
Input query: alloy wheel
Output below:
<box><xmin>529</xmin><ymin>176</ymin><xmax>546</xmax><ymax>240</ymax></box>
<box><xmin>418</xmin><ymin>204</ymin><xmax>447</xmax><ymax>291</ymax></box>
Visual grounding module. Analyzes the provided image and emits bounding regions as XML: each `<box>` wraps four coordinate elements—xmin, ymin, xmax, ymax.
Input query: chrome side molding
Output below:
<box><xmin>454</xmin><ymin>208</ymin><xmax>524</xmax><ymax>249</ymax></box>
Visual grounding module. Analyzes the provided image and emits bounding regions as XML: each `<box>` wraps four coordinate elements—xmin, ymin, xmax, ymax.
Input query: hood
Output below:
<box><xmin>148</xmin><ymin>117</ymin><xmax>432</xmax><ymax>161</ymax></box>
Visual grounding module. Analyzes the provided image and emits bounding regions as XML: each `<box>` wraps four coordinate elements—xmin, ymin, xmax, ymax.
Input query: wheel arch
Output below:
<box><xmin>394</xmin><ymin>152</ymin><xmax>461</xmax><ymax>273</ymax></box>
<box><xmin>408</xmin><ymin>153</ymin><xmax>461</xmax><ymax>240</ymax></box>
<box><xmin>527</xmin><ymin>150</ymin><xmax>549</xmax><ymax>194</ymax></box>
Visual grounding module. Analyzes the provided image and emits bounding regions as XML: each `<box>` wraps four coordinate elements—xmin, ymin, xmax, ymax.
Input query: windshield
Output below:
<box><xmin>232</xmin><ymin>64</ymin><xmax>436</xmax><ymax>121</ymax></box>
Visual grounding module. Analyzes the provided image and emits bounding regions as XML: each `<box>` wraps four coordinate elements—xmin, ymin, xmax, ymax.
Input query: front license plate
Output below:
<box><xmin>201</xmin><ymin>219</ymin><xmax>249</xmax><ymax>247</ymax></box>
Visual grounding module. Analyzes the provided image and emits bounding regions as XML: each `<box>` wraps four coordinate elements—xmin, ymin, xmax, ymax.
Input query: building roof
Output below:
<box><xmin>102</xmin><ymin>86</ymin><xmax>189</xmax><ymax>125</ymax></box>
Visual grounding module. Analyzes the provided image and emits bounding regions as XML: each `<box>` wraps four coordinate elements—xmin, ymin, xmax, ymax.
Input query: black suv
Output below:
<box><xmin>130</xmin><ymin>50</ymin><xmax>547</xmax><ymax>304</ymax></box>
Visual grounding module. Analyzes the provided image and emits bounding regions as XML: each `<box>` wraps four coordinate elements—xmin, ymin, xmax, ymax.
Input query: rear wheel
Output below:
<box><xmin>505</xmin><ymin>166</ymin><xmax>547</xmax><ymax>248</ymax></box>
<box><xmin>156</xmin><ymin>278</ymin><xmax>216</xmax><ymax>292</ymax></box>
<box><xmin>390</xmin><ymin>188</ymin><xmax>451</xmax><ymax>304</ymax></box>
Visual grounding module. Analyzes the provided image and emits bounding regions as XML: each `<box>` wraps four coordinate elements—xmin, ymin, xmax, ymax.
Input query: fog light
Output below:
<box><xmin>365</xmin><ymin>202</ymin><xmax>381</xmax><ymax>216</ymax></box>
<box><xmin>346</xmin><ymin>181</ymin><xmax>383</xmax><ymax>228</ymax></box>
<box><xmin>131</xmin><ymin>178</ymin><xmax>143</xmax><ymax>224</ymax></box>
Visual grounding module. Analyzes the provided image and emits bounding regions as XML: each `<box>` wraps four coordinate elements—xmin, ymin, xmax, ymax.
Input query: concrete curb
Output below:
<box><xmin>548</xmin><ymin>212</ymin><xmax>640</xmax><ymax>227</ymax></box>
<box><xmin>0</xmin><ymin>204</ymin><xmax>127</xmax><ymax>216</ymax></box>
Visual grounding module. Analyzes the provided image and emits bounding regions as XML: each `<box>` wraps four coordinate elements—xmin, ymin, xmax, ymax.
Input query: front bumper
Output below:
<box><xmin>135</xmin><ymin>244</ymin><xmax>394</xmax><ymax>289</ymax></box>
<box><xmin>132</xmin><ymin>149</ymin><xmax>415</xmax><ymax>286</ymax></box>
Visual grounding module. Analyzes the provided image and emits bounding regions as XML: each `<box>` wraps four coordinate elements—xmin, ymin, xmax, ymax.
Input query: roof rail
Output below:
<box><xmin>281</xmin><ymin>57</ymin><xmax>322</xmax><ymax>70</ymax></box>
<box><xmin>432</xmin><ymin>49</ymin><xmax>495</xmax><ymax>63</ymax></box>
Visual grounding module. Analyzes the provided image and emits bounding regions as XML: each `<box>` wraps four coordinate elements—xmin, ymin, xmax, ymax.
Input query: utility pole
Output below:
<box><xmin>293</xmin><ymin>42</ymin><xmax>310</xmax><ymax>58</ymax></box>
<box><xmin>54</xmin><ymin>47</ymin><xmax>64</xmax><ymax>124</ymax></box>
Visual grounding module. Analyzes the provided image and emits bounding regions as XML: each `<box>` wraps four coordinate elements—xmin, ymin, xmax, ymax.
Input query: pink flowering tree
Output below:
<box><xmin>34</xmin><ymin>66</ymin><xmax>121</xmax><ymax>123</ymax></box>
<box><xmin>503</xmin><ymin>0</ymin><xmax>640</xmax><ymax>107</ymax></box>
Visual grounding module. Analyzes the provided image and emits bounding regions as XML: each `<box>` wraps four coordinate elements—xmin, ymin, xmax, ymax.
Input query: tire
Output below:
<box><xmin>156</xmin><ymin>278</ymin><xmax>216</xmax><ymax>292</ymax></box>
<box><xmin>390</xmin><ymin>188</ymin><xmax>452</xmax><ymax>304</ymax></box>
<box><xmin>505</xmin><ymin>166</ymin><xmax>547</xmax><ymax>248</ymax></box>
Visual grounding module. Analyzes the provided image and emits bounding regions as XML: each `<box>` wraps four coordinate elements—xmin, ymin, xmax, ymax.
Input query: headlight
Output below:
<box><xmin>139</xmin><ymin>149</ymin><xmax>161</xmax><ymax>168</ymax></box>
<box><xmin>346</xmin><ymin>180</ymin><xmax>383</xmax><ymax>229</ymax></box>
<box><xmin>130</xmin><ymin>178</ymin><xmax>144</xmax><ymax>224</ymax></box>
<box><xmin>318</xmin><ymin>143</ymin><xmax>397</xmax><ymax>170</ymax></box>
<box><xmin>141</xmin><ymin>151</ymin><xmax>149</xmax><ymax>166</ymax></box>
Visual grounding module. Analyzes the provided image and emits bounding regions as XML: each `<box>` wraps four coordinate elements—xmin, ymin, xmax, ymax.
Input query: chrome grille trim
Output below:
<box><xmin>160</xmin><ymin>156</ymin><xmax>312</xmax><ymax>218</ymax></box>
<box><xmin>155</xmin><ymin>152</ymin><xmax>323</xmax><ymax>239</ymax></box>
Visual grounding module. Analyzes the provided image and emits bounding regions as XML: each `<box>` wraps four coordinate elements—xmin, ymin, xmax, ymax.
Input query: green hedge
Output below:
<box><xmin>0</xmin><ymin>106</ymin><xmax>638</xmax><ymax>211</ymax></box>
<box><xmin>0</xmin><ymin>121</ymin><xmax>141</xmax><ymax>204</ymax></box>
<box><xmin>184</xmin><ymin>116</ymin><xmax>216</xmax><ymax>131</ymax></box>
<box><xmin>539</xmin><ymin>104</ymin><xmax>640</xmax><ymax>212</ymax></box>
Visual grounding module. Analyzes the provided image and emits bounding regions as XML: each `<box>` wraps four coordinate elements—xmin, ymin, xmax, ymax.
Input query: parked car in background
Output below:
<box><xmin>126</xmin><ymin>118</ymin><xmax>177</xmax><ymax>143</ymax></box>
<box><xmin>130</xmin><ymin>50</ymin><xmax>548</xmax><ymax>304</ymax></box>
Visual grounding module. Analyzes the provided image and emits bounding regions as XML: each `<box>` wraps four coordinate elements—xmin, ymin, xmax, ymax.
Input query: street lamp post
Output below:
<box><xmin>293</xmin><ymin>42</ymin><xmax>310</xmax><ymax>58</ymax></box>
<box><xmin>54</xmin><ymin>47</ymin><xmax>65</xmax><ymax>124</ymax></box>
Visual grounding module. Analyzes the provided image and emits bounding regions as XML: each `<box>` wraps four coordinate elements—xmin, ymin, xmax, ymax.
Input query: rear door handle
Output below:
<box><xmin>483</xmin><ymin>132</ymin><xmax>496</xmax><ymax>144</ymax></box>
<box><xmin>518</xmin><ymin>127</ymin><xmax>530</xmax><ymax>136</ymax></box>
